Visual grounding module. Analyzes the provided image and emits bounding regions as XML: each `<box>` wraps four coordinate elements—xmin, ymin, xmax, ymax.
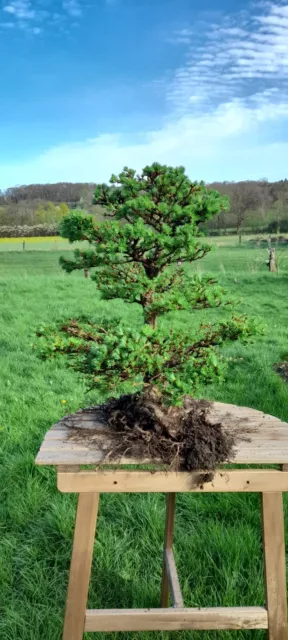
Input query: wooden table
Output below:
<box><xmin>35</xmin><ymin>401</ymin><xmax>288</xmax><ymax>640</ymax></box>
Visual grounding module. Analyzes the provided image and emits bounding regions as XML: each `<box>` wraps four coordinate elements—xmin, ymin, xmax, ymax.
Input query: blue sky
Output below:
<box><xmin>2</xmin><ymin>0</ymin><xmax>288</xmax><ymax>187</ymax></box>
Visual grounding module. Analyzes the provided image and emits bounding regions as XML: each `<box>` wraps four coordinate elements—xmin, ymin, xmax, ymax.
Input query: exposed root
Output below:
<box><xmin>99</xmin><ymin>391</ymin><xmax>236</xmax><ymax>478</ymax></box>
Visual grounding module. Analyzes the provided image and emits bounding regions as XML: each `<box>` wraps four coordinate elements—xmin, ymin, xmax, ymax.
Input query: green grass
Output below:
<box><xmin>1</xmin><ymin>243</ymin><xmax>288</xmax><ymax>639</ymax></box>
<box><xmin>1</xmin><ymin>232</ymin><xmax>287</xmax><ymax>252</ymax></box>
<box><xmin>0</xmin><ymin>236</ymin><xmax>83</xmax><ymax>252</ymax></box>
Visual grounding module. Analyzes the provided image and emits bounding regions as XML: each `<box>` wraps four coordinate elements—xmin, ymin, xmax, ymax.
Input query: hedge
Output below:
<box><xmin>0</xmin><ymin>224</ymin><xmax>59</xmax><ymax>238</ymax></box>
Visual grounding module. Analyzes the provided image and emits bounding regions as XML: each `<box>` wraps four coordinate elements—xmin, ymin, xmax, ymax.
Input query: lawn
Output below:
<box><xmin>1</xmin><ymin>241</ymin><xmax>288</xmax><ymax>640</ymax></box>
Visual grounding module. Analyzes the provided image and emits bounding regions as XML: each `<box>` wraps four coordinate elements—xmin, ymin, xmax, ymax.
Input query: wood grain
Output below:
<box><xmin>57</xmin><ymin>469</ymin><xmax>288</xmax><ymax>493</ymax></box>
<box><xmin>165</xmin><ymin>549</ymin><xmax>184</xmax><ymax>608</ymax></box>
<box><xmin>62</xmin><ymin>493</ymin><xmax>99</xmax><ymax>640</ymax></box>
<box><xmin>262</xmin><ymin>492</ymin><xmax>288</xmax><ymax>640</ymax></box>
<box><xmin>161</xmin><ymin>493</ymin><xmax>176</xmax><ymax>607</ymax></box>
<box><xmin>84</xmin><ymin>606</ymin><xmax>268</xmax><ymax>632</ymax></box>
<box><xmin>36</xmin><ymin>401</ymin><xmax>288</xmax><ymax>466</ymax></box>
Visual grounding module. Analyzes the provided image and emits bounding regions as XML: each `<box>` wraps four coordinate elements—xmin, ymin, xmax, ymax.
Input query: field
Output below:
<box><xmin>1</xmin><ymin>239</ymin><xmax>288</xmax><ymax>640</ymax></box>
<box><xmin>0</xmin><ymin>236</ymin><xmax>79</xmax><ymax>252</ymax></box>
<box><xmin>0</xmin><ymin>233</ymin><xmax>286</xmax><ymax>252</ymax></box>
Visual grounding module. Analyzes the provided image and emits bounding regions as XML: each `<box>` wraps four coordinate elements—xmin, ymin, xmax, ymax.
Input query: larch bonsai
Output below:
<box><xmin>37</xmin><ymin>163</ymin><xmax>258</xmax><ymax>472</ymax></box>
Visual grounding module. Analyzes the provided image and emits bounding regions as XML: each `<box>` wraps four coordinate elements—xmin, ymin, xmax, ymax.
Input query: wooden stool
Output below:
<box><xmin>36</xmin><ymin>401</ymin><xmax>288</xmax><ymax>640</ymax></box>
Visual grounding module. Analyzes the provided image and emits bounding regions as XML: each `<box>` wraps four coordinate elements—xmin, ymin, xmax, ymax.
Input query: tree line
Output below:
<box><xmin>0</xmin><ymin>183</ymin><xmax>102</xmax><ymax>230</ymax></box>
<box><xmin>0</xmin><ymin>179</ymin><xmax>288</xmax><ymax>237</ymax></box>
<box><xmin>208</xmin><ymin>179</ymin><xmax>288</xmax><ymax>236</ymax></box>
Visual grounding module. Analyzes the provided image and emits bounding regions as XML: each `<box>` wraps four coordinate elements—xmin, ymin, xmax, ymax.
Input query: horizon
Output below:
<box><xmin>2</xmin><ymin>0</ymin><xmax>288</xmax><ymax>187</ymax></box>
<box><xmin>2</xmin><ymin>175</ymin><xmax>288</xmax><ymax>192</ymax></box>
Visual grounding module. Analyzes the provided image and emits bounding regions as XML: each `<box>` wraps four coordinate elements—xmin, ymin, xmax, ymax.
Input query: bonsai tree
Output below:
<box><xmin>37</xmin><ymin>163</ymin><xmax>257</xmax><ymax>472</ymax></box>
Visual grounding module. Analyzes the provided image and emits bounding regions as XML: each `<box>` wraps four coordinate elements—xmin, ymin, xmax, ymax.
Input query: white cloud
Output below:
<box><xmin>177</xmin><ymin>28</ymin><xmax>193</xmax><ymax>36</ymax></box>
<box><xmin>271</xmin><ymin>4</ymin><xmax>288</xmax><ymax>15</ymax></box>
<box><xmin>258</xmin><ymin>15</ymin><xmax>288</xmax><ymax>26</ymax></box>
<box><xmin>3</xmin><ymin>1</ymin><xmax>35</xmax><ymax>19</ymax></box>
<box><xmin>63</xmin><ymin>0</ymin><xmax>82</xmax><ymax>17</ymax></box>
<box><xmin>3</xmin><ymin>6</ymin><xmax>16</xmax><ymax>14</ymax></box>
<box><xmin>220</xmin><ymin>27</ymin><xmax>247</xmax><ymax>36</ymax></box>
<box><xmin>2</xmin><ymin>94</ymin><xmax>288</xmax><ymax>187</ymax></box>
<box><xmin>1</xmin><ymin>0</ymin><xmax>85</xmax><ymax>32</ymax></box>
<box><xmin>189</xmin><ymin>96</ymin><xmax>203</xmax><ymax>103</ymax></box>
<box><xmin>166</xmin><ymin>2</ymin><xmax>288</xmax><ymax>114</ymax></box>
<box><xmin>168</xmin><ymin>27</ymin><xmax>194</xmax><ymax>45</ymax></box>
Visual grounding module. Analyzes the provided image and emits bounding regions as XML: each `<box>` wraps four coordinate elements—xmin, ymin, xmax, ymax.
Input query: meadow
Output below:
<box><xmin>1</xmin><ymin>238</ymin><xmax>288</xmax><ymax>640</ymax></box>
<box><xmin>0</xmin><ymin>233</ymin><xmax>281</xmax><ymax>252</ymax></box>
<box><xmin>0</xmin><ymin>236</ymin><xmax>79</xmax><ymax>252</ymax></box>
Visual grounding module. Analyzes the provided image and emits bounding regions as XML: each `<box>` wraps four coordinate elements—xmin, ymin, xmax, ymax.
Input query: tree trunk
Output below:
<box><xmin>236</xmin><ymin>223</ymin><xmax>241</xmax><ymax>245</ymax></box>
<box><xmin>151</xmin><ymin>315</ymin><xmax>157</xmax><ymax>329</ymax></box>
<box><xmin>269</xmin><ymin>248</ymin><xmax>277</xmax><ymax>272</ymax></box>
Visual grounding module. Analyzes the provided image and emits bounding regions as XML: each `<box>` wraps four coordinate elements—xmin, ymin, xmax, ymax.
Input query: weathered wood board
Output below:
<box><xmin>36</xmin><ymin>402</ymin><xmax>288</xmax><ymax>466</ymax></box>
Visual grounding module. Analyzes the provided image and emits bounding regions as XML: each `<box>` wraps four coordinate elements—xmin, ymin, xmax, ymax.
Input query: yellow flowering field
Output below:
<box><xmin>0</xmin><ymin>236</ymin><xmax>72</xmax><ymax>251</ymax></box>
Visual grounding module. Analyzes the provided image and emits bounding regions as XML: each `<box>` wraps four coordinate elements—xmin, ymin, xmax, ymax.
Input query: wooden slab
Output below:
<box><xmin>84</xmin><ymin>606</ymin><xmax>268</xmax><ymax>632</ymax></box>
<box><xmin>35</xmin><ymin>401</ymin><xmax>288</xmax><ymax>466</ymax></box>
<box><xmin>165</xmin><ymin>549</ymin><xmax>184</xmax><ymax>607</ymax></box>
<box><xmin>57</xmin><ymin>469</ymin><xmax>288</xmax><ymax>493</ymax></box>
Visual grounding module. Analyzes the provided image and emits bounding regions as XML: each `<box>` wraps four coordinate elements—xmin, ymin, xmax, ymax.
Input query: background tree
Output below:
<box><xmin>228</xmin><ymin>182</ymin><xmax>260</xmax><ymax>243</ymax></box>
<box><xmin>215</xmin><ymin>210</ymin><xmax>227</xmax><ymax>235</ymax></box>
<box><xmin>254</xmin><ymin>179</ymin><xmax>274</xmax><ymax>226</ymax></box>
<box><xmin>1</xmin><ymin>178</ymin><xmax>287</xmax><ymax>235</ymax></box>
<box><xmin>34</xmin><ymin>201</ymin><xmax>69</xmax><ymax>225</ymax></box>
<box><xmin>269</xmin><ymin>182</ymin><xmax>288</xmax><ymax>234</ymax></box>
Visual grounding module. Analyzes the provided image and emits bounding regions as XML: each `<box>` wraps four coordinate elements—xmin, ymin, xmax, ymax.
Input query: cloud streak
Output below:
<box><xmin>166</xmin><ymin>2</ymin><xmax>288</xmax><ymax>115</ymax></box>
<box><xmin>63</xmin><ymin>0</ymin><xmax>82</xmax><ymax>18</ymax></box>
<box><xmin>3</xmin><ymin>1</ymin><xmax>35</xmax><ymax>20</ymax></box>
<box><xmin>1</xmin><ymin>0</ymin><xmax>85</xmax><ymax>33</ymax></box>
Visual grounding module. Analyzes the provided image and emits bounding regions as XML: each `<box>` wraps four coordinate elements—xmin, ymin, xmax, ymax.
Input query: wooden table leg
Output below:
<box><xmin>262</xmin><ymin>492</ymin><xmax>288</xmax><ymax>640</ymax></box>
<box><xmin>62</xmin><ymin>492</ymin><xmax>100</xmax><ymax>640</ymax></box>
<box><xmin>161</xmin><ymin>493</ymin><xmax>176</xmax><ymax>607</ymax></box>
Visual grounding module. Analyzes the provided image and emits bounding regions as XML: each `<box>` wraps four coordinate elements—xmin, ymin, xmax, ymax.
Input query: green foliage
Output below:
<box><xmin>39</xmin><ymin>163</ymin><xmax>258</xmax><ymax>404</ymax></box>
<box><xmin>35</xmin><ymin>202</ymin><xmax>69</xmax><ymax>225</ymax></box>
<box><xmin>93</xmin><ymin>164</ymin><xmax>228</xmax><ymax>224</ymax></box>
<box><xmin>37</xmin><ymin>314</ymin><xmax>260</xmax><ymax>405</ymax></box>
